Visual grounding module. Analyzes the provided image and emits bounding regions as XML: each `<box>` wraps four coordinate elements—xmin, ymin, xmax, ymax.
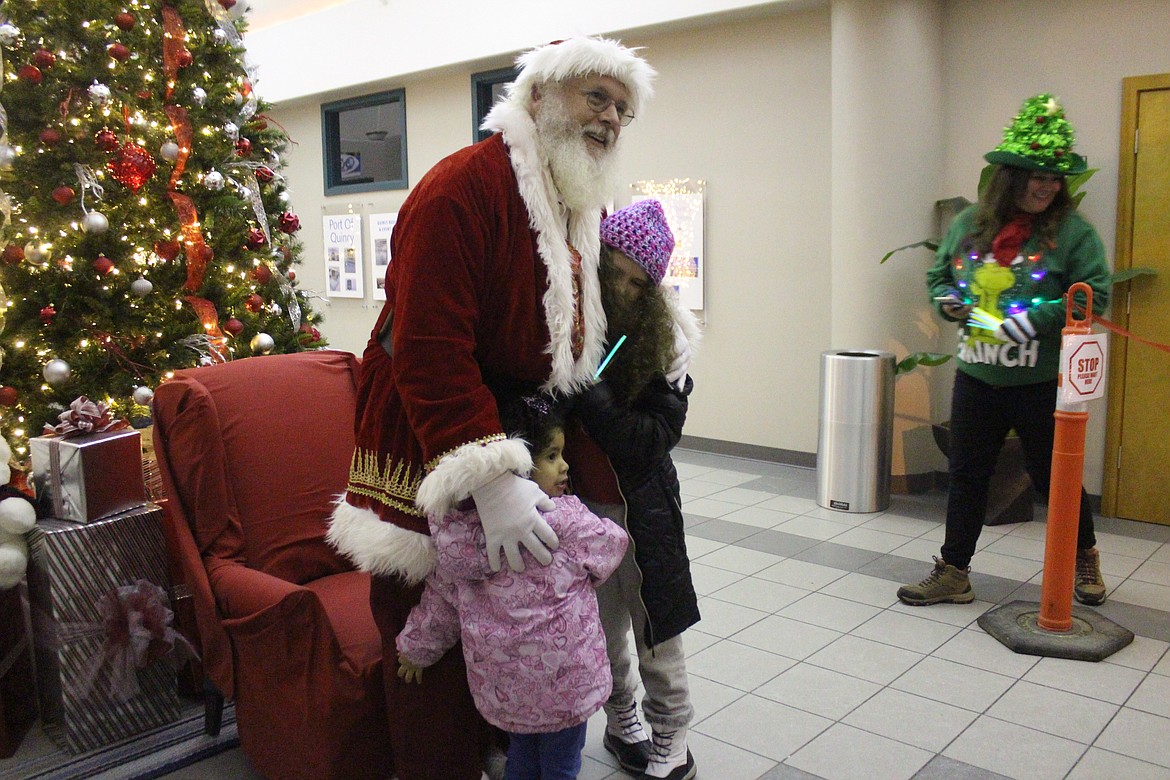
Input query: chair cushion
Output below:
<box><xmin>155</xmin><ymin>351</ymin><xmax>359</xmax><ymax>583</ymax></box>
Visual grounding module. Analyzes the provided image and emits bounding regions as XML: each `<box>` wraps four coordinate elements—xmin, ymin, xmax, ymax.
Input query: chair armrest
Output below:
<box><xmin>206</xmin><ymin>557</ymin><xmax>305</xmax><ymax>618</ymax></box>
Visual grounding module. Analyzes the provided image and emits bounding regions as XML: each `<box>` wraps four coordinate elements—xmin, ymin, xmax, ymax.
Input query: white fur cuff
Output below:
<box><xmin>415</xmin><ymin>437</ymin><xmax>532</xmax><ymax>518</ymax></box>
<box><xmin>327</xmin><ymin>499</ymin><xmax>436</xmax><ymax>586</ymax></box>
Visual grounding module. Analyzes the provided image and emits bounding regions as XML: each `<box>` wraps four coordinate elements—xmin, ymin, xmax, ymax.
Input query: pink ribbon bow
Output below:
<box><xmin>43</xmin><ymin>396</ymin><xmax>127</xmax><ymax>437</ymax></box>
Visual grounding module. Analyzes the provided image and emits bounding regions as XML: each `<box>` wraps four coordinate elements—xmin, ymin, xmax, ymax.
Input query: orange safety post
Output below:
<box><xmin>1037</xmin><ymin>282</ymin><xmax>1094</xmax><ymax>632</ymax></box>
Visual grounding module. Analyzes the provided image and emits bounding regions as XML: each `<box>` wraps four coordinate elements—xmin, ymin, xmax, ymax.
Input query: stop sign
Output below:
<box><xmin>1067</xmin><ymin>338</ymin><xmax>1105</xmax><ymax>397</ymax></box>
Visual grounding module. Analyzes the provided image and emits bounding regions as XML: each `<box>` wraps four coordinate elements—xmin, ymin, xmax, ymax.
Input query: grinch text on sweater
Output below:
<box><xmin>957</xmin><ymin>335</ymin><xmax>1039</xmax><ymax>368</ymax></box>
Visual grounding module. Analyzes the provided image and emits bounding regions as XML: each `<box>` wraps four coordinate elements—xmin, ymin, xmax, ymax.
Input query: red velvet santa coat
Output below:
<box><xmin>328</xmin><ymin>103</ymin><xmax>608</xmax><ymax>585</ymax></box>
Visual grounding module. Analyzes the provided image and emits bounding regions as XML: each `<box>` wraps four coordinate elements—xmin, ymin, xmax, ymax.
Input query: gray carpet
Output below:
<box><xmin>1</xmin><ymin>702</ymin><xmax>239</xmax><ymax>780</ymax></box>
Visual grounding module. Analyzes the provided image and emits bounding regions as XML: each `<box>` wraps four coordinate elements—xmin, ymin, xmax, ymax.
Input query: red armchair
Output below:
<box><xmin>151</xmin><ymin>350</ymin><xmax>393</xmax><ymax>780</ymax></box>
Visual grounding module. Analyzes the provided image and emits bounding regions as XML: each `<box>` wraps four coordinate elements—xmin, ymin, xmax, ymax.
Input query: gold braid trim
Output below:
<box><xmin>424</xmin><ymin>433</ymin><xmax>508</xmax><ymax>472</ymax></box>
<box><xmin>348</xmin><ymin>448</ymin><xmax>425</xmax><ymax>518</ymax></box>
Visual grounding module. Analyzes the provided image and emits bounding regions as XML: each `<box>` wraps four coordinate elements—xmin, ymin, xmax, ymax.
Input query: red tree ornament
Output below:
<box><xmin>2</xmin><ymin>245</ymin><xmax>25</xmax><ymax>266</ymax></box>
<box><xmin>219</xmin><ymin>0</ymin><xmax>238</xmax><ymax>10</ymax></box>
<box><xmin>95</xmin><ymin>128</ymin><xmax>119</xmax><ymax>151</ymax></box>
<box><xmin>298</xmin><ymin>323</ymin><xmax>321</xmax><ymax>343</ymax></box>
<box><xmin>39</xmin><ymin>128</ymin><xmax>62</xmax><ymax>146</ymax></box>
<box><xmin>154</xmin><ymin>239</ymin><xmax>181</xmax><ymax>261</ymax></box>
<box><xmin>246</xmin><ymin>228</ymin><xmax>267</xmax><ymax>250</ymax></box>
<box><xmin>114</xmin><ymin>12</ymin><xmax>137</xmax><ymax>30</ymax></box>
<box><xmin>278</xmin><ymin>212</ymin><xmax>301</xmax><ymax>234</ymax></box>
<box><xmin>234</xmin><ymin>137</ymin><xmax>252</xmax><ymax>157</ymax></box>
<box><xmin>93</xmin><ymin>255</ymin><xmax>114</xmax><ymax>275</ymax></box>
<box><xmin>244</xmin><ymin>294</ymin><xmax>264</xmax><ymax>313</ymax></box>
<box><xmin>255</xmin><ymin>166</ymin><xmax>274</xmax><ymax>183</ymax></box>
<box><xmin>0</xmin><ymin>386</ymin><xmax>18</xmax><ymax>407</ymax></box>
<box><xmin>33</xmin><ymin>49</ymin><xmax>56</xmax><ymax>69</ymax></box>
<box><xmin>223</xmin><ymin>317</ymin><xmax>245</xmax><ymax>337</ymax></box>
<box><xmin>52</xmin><ymin>186</ymin><xmax>76</xmax><ymax>205</ymax></box>
<box><xmin>108</xmin><ymin>143</ymin><xmax>157</xmax><ymax>192</ymax></box>
<box><xmin>287</xmin><ymin>270</ymin><xmax>296</xmax><ymax>281</ymax></box>
<box><xmin>108</xmin><ymin>42</ymin><xmax>131</xmax><ymax>62</ymax></box>
<box><xmin>251</xmin><ymin>263</ymin><xmax>273</xmax><ymax>284</ymax></box>
<box><xmin>176</xmin><ymin>48</ymin><xmax>193</xmax><ymax>68</ymax></box>
<box><xmin>40</xmin><ymin>306</ymin><xmax>56</xmax><ymax>325</ymax></box>
<box><xmin>18</xmin><ymin>65</ymin><xmax>43</xmax><ymax>84</ymax></box>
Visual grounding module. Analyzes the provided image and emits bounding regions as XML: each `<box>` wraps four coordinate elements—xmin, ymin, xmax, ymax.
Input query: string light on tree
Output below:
<box><xmin>0</xmin><ymin>0</ymin><xmax>326</xmax><ymax>459</ymax></box>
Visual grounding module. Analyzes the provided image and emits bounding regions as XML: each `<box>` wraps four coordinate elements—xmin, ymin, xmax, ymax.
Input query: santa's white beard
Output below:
<box><xmin>534</xmin><ymin>96</ymin><xmax>621</xmax><ymax>212</ymax></box>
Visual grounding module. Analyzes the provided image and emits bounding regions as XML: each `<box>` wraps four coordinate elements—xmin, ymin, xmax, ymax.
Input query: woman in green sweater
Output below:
<box><xmin>898</xmin><ymin>94</ymin><xmax>1111</xmax><ymax>608</ymax></box>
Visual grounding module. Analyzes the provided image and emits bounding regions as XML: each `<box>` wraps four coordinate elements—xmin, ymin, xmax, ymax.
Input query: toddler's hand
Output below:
<box><xmin>397</xmin><ymin>659</ymin><xmax>426</xmax><ymax>684</ymax></box>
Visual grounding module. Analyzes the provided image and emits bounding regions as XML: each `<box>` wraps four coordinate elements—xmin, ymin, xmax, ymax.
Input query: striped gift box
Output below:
<box><xmin>26</xmin><ymin>505</ymin><xmax>180</xmax><ymax>754</ymax></box>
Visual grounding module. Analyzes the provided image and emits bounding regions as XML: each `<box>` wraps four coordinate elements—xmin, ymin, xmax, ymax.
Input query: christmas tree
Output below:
<box><xmin>0</xmin><ymin>0</ymin><xmax>325</xmax><ymax>464</ymax></box>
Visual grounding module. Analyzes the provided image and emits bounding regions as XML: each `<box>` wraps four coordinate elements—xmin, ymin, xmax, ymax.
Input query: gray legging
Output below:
<box><xmin>587</xmin><ymin>500</ymin><xmax>694</xmax><ymax>730</ymax></box>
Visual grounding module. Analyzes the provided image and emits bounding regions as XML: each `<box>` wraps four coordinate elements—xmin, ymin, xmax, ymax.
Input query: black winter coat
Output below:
<box><xmin>574</xmin><ymin>374</ymin><xmax>700</xmax><ymax>647</ymax></box>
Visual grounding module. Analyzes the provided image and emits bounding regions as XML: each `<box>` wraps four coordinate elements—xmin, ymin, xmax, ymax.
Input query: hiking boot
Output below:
<box><xmin>1075</xmin><ymin>547</ymin><xmax>1107</xmax><ymax>606</ymax></box>
<box><xmin>641</xmin><ymin>727</ymin><xmax>696</xmax><ymax>780</ymax></box>
<box><xmin>603</xmin><ymin>700</ymin><xmax>651</xmax><ymax>774</ymax></box>
<box><xmin>897</xmin><ymin>556</ymin><xmax>974</xmax><ymax>606</ymax></box>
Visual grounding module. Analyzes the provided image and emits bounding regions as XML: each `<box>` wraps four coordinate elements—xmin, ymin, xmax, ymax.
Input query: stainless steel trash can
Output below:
<box><xmin>817</xmin><ymin>350</ymin><xmax>895</xmax><ymax>513</ymax></box>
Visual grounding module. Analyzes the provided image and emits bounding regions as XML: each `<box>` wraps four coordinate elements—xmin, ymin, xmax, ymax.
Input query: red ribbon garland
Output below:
<box><xmin>164</xmin><ymin>104</ymin><xmax>192</xmax><ymax>190</ymax></box>
<box><xmin>161</xmin><ymin>6</ymin><xmax>185</xmax><ymax>102</ymax></box>
<box><xmin>1075</xmin><ymin>303</ymin><xmax>1170</xmax><ymax>355</ymax></box>
<box><xmin>160</xmin><ymin>6</ymin><xmax>225</xmax><ymax>341</ymax></box>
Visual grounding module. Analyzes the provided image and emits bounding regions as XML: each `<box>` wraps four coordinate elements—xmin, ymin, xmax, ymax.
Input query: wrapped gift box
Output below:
<box><xmin>0</xmin><ymin>585</ymin><xmax>36</xmax><ymax>758</ymax></box>
<box><xmin>27</xmin><ymin>505</ymin><xmax>181</xmax><ymax>754</ymax></box>
<box><xmin>30</xmin><ymin>429</ymin><xmax>147</xmax><ymax>524</ymax></box>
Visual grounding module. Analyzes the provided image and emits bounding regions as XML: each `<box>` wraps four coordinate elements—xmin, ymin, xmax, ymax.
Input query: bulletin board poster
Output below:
<box><xmin>322</xmin><ymin>213</ymin><xmax>364</xmax><ymax>299</ymax></box>
<box><xmin>630</xmin><ymin>180</ymin><xmax>704</xmax><ymax>311</ymax></box>
<box><xmin>368</xmin><ymin>212</ymin><xmax>398</xmax><ymax>301</ymax></box>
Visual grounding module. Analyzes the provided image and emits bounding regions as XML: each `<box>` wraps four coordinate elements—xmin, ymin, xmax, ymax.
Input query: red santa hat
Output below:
<box><xmin>509</xmin><ymin>36</ymin><xmax>656</xmax><ymax>115</ymax></box>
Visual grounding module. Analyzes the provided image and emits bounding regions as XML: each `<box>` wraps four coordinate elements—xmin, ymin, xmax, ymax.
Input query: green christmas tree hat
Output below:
<box><xmin>984</xmin><ymin>93</ymin><xmax>1087</xmax><ymax>175</ymax></box>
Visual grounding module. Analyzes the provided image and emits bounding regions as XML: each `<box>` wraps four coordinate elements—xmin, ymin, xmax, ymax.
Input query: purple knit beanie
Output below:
<box><xmin>599</xmin><ymin>199</ymin><xmax>675</xmax><ymax>285</ymax></box>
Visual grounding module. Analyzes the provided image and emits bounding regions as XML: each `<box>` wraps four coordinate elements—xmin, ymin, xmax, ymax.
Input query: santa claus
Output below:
<box><xmin>327</xmin><ymin>37</ymin><xmax>668</xmax><ymax>780</ymax></box>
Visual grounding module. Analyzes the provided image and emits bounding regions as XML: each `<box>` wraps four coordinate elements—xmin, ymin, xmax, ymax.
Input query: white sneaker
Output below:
<box><xmin>643</xmin><ymin>726</ymin><xmax>696</xmax><ymax>780</ymax></box>
<box><xmin>603</xmin><ymin>700</ymin><xmax>651</xmax><ymax>773</ymax></box>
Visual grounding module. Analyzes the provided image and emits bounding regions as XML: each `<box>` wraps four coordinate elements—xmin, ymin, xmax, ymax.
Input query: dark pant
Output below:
<box><xmin>941</xmin><ymin>371</ymin><xmax>1095</xmax><ymax>570</ymax></box>
<box><xmin>503</xmin><ymin>723</ymin><xmax>588</xmax><ymax>780</ymax></box>
<box><xmin>370</xmin><ymin>574</ymin><xmax>494</xmax><ymax>780</ymax></box>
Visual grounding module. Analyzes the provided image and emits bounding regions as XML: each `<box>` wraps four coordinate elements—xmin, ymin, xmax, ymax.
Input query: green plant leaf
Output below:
<box><xmin>1109</xmin><ymin>267</ymin><xmax>1158</xmax><ymax>284</ymax></box>
<box><xmin>880</xmin><ymin>240</ymin><xmax>940</xmax><ymax>264</ymax></box>
<box><xmin>896</xmin><ymin>352</ymin><xmax>953</xmax><ymax>375</ymax></box>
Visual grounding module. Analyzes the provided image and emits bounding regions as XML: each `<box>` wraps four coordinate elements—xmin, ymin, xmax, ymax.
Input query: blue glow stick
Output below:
<box><xmin>594</xmin><ymin>335</ymin><xmax>627</xmax><ymax>379</ymax></box>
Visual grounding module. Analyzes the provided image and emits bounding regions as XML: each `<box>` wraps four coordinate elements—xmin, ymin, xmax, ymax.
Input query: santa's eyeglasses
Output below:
<box><xmin>580</xmin><ymin>89</ymin><xmax>635</xmax><ymax>126</ymax></box>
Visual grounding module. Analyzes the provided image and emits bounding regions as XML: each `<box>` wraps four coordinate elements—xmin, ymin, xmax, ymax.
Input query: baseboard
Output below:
<box><xmin>677</xmin><ymin>435</ymin><xmax>816</xmax><ymax>469</ymax></box>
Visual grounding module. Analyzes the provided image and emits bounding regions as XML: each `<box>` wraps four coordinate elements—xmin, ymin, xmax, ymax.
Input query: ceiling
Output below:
<box><xmin>241</xmin><ymin>0</ymin><xmax>356</xmax><ymax>34</ymax></box>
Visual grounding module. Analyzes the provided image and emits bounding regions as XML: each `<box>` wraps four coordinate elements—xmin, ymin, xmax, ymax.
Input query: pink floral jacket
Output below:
<box><xmin>396</xmin><ymin>495</ymin><xmax>628</xmax><ymax>733</ymax></box>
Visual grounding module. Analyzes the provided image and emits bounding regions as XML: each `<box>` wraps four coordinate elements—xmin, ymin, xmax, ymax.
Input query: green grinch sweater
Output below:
<box><xmin>926</xmin><ymin>205</ymin><xmax>1110</xmax><ymax>387</ymax></box>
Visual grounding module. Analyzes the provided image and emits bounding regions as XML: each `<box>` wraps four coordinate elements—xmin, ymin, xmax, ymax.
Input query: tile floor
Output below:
<box><xmin>161</xmin><ymin>449</ymin><xmax>1170</xmax><ymax>780</ymax></box>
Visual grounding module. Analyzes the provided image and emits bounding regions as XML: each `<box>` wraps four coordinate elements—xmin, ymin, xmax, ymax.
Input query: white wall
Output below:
<box><xmin>244</xmin><ymin>0</ymin><xmax>814</xmax><ymax>102</ymax></box>
<box><xmin>256</xmin><ymin>0</ymin><xmax>1170</xmax><ymax>497</ymax></box>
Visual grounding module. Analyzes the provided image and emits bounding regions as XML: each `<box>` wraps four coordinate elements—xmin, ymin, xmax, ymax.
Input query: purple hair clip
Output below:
<box><xmin>521</xmin><ymin>395</ymin><xmax>552</xmax><ymax>416</ymax></box>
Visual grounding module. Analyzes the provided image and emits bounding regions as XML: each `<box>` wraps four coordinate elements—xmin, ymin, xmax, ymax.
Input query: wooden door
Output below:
<box><xmin>1104</xmin><ymin>75</ymin><xmax>1170</xmax><ymax>524</ymax></box>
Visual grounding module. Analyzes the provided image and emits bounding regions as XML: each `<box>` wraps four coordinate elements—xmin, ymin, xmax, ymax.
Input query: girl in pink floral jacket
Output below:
<box><xmin>397</xmin><ymin>396</ymin><xmax>628</xmax><ymax>780</ymax></box>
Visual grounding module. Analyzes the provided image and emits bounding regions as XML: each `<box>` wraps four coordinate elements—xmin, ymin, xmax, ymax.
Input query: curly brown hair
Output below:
<box><xmin>598</xmin><ymin>246</ymin><xmax>677</xmax><ymax>405</ymax></box>
<box><xmin>969</xmin><ymin>165</ymin><xmax>1073</xmax><ymax>252</ymax></box>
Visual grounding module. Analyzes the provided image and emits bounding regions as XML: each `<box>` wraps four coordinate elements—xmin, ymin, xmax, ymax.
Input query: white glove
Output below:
<box><xmin>995</xmin><ymin>311</ymin><xmax>1037</xmax><ymax>344</ymax></box>
<box><xmin>663</xmin><ymin>322</ymin><xmax>692</xmax><ymax>391</ymax></box>
<box><xmin>471</xmin><ymin>471</ymin><xmax>557</xmax><ymax>572</ymax></box>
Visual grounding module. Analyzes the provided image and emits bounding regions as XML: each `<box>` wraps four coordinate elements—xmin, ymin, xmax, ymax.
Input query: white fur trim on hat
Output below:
<box><xmin>416</xmin><ymin>437</ymin><xmax>533</xmax><ymax>518</ymax></box>
<box><xmin>506</xmin><ymin>36</ymin><xmax>655</xmax><ymax>115</ymax></box>
<box><xmin>327</xmin><ymin>498</ymin><xmax>436</xmax><ymax>586</ymax></box>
